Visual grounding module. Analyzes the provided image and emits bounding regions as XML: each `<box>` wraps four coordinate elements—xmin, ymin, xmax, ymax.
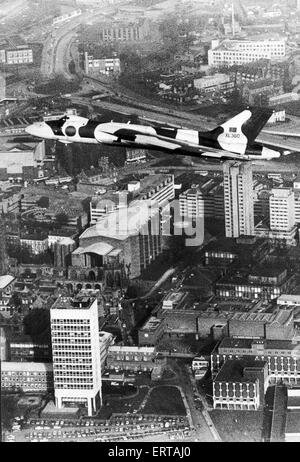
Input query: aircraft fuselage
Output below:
<box><xmin>25</xmin><ymin>110</ymin><xmax>281</xmax><ymax>161</ymax></box>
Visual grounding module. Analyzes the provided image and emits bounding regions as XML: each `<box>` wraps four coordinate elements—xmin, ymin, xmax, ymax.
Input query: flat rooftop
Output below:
<box><xmin>163</xmin><ymin>291</ymin><xmax>186</xmax><ymax>304</ymax></box>
<box><xmin>277</xmin><ymin>294</ymin><xmax>300</xmax><ymax>303</ymax></box>
<box><xmin>218</xmin><ymin>273</ymin><xmax>287</xmax><ymax>287</ymax></box>
<box><xmin>285</xmin><ymin>411</ymin><xmax>300</xmax><ymax>434</ymax></box>
<box><xmin>1</xmin><ymin>362</ymin><xmax>53</xmax><ymax>372</ymax></box>
<box><xmin>215</xmin><ymin>358</ymin><xmax>267</xmax><ymax>383</ymax></box>
<box><xmin>204</xmin><ymin>236</ymin><xmax>264</xmax><ymax>255</ymax></box>
<box><xmin>249</xmin><ymin>265</ymin><xmax>287</xmax><ymax>277</ymax></box>
<box><xmin>287</xmin><ymin>396</ymin><xmax>300</xmax><ymax>409</ymax></box>
<box><xmin>52</xmin><ymin>296</ymin><xmax>96</xmax><ymax>310</ymax></box>
<box><xmin>0</xmin><ymin>274</ymin><xmax>14</xmax><ymax>290</ymax></box>
<box><xmin>140</xmin><ymin>316</ymin><xmax>164</xmax><ymax>332</ymax></box>
<box><xmin>198</xmin><ymin>309</ymin><xmax>293</xmax><ymax>324</ymax></box>
<box><xmin>108</xmin><ymin>346</ymin><xmax>155</xmax><ymax>353</ymax></box>
<box><xmin>218</xmin><ymin>337</ymin><xmax>299</xmax><ymax>352</ymax></box>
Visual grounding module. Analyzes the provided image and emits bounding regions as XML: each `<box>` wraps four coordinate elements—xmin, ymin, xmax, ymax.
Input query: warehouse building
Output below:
<box><xmin>197</xmin><ymin>309</ymin><xmax>294</xmax><ymax>340</ymax></box>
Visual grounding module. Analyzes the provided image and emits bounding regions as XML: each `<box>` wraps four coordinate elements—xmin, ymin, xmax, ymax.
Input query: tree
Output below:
<box><xmin>34</xmin><ymin>74</ymin><xmax>82</xmax><ymax>95</ymax></box>
<box><xmin>23</xmin><ymin>308</ymin><xmax>51</xmax><ymax>344</ymax></box>
<box><xmin>120</xmin><ymin>50</ymin><xmax>142</xmax><ymax>76</ymax></box>
<box><xmin>166</xmin><ymin>235</ymin><xmax>187</xmax><ymax>265</ymax></box>
<box><xmin>10</xmin><ymin>293</ymin><xmax>22</xmax><ymax>309</ymax></box>
<box><xmin>68</xmin><ymin>60</ymin><xmax>76</xmax><ymax>75</ymax></box>
<box><xmin>55</xmin><ymin>212</ymin><xmax>69</xmax><ymax>226</ymax></box>
<box><xmin>36</xmin><ymin>196</ymin><xmax>49</xmax><ymax>209</ymax></box>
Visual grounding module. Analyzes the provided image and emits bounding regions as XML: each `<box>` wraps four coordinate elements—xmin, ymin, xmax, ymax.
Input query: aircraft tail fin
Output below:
<box><xmin>205</xmin><ymin>107</ymin><xmax>273</xmax><ymax>155</ymax></box>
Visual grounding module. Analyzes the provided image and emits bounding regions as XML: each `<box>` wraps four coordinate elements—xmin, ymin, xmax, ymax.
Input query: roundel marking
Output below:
<box><xmin>65</xmin><ymin>125</ymin><xmax>77</xmax><ymax>136</ymax></box>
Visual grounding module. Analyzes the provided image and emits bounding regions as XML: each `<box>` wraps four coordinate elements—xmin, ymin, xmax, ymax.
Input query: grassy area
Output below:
<box><xmin>209</xmin><ymin>410</ymin><xmax>264</xmax><ymax>442</ymax></box>
<box><xmin>1</xmin><ymin>394</ymin><xmax>23</xmax><ymax>430</ymax></box>
<box><xmin>97</xmin><ymin>386</ymin><xmax>149</xmax><ymax>420</ymax></box>
<box><xmin>142</xmin><ymin>386</ymin><xmax>186</xmax><ymax>416</ymax></box>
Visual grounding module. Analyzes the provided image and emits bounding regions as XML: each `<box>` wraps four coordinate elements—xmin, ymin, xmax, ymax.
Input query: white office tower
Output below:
<box><xmin>0</xmin><ymin>327</ymin><xmax>7</xmax><ymax>360</ymax></box>
<box><xmin>0</xmin><ymin>74</ymin><xmax>6</xmax><ymax>101</ymax></box>
<box><xmin>270</xmin><ymin>188</ymin><xmax>295</xmax><ymax>233</ymax></box>
<box><xmin>223</xmin><ymin>161</ymin><xmax>254</xmax><ymax>238</ymax></box>
<box><xmin>179</xmin><ymin>186</ymin><xmax>204</xmax><ymax>219</ymax></box>
<box><xmin>51</xmin><ymin>295</ymin><xmax>102</xmax><ymax>416</ymax></box>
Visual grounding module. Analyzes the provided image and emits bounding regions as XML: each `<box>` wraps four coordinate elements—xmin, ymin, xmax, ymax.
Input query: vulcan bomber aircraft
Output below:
<box><xmin>25</xmin><ymin>107</ymin><xmax>281</xmax><ymax>161</ymax></box>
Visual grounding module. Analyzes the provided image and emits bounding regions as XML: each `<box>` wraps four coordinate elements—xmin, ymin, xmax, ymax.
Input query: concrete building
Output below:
<box><xmin>216</xmin><ymin>265</ymin><xmax>293</xmax><ymax>301</ymax></box>
<box><xmin>0</xmin><ymin>274</ymin><xmax>15</xmax><ymax>315</ymax></box>
<box><xmin>20</xmin><ymin>234</ymin><xmax>48</xmax><ymax>255</ymax></box>
<box><xmin>83</xmin><ymin>19</ymin><xmax>151</xmax><ymax>43</ymax></box>
<box><xmin>242</xmin><ymin>79</ymin><xmax>282</xmax><ymax>106</ymax></box>
<box><xmin>208</xmin><ymin>38</ymin><xmax>286</xmax><ymax>67</ymax></box>
<box><xmin>0</xmin><ymin>190</ymin><xmax>21</xmax><ymax>215</ymax></box>
<box><xmin>106</xmin><ymin>345</ymin><xmax>157</xmax><ymax>371</ymax></box>
<box><xmin>194</xmin><ymin>73</ymin><xmax>234</xmax><ymax>94</ymax></box>
<box><xmin>84</xmin><ymin>52</ymin><xmax>121</xmax><ymax>76</ymax></box>
<box><xmin>179</xmin><ymin>186</ymin><xmax>204</xmax><ymax>219</ymax></box>
<box><xmin>179</xmin><ymin>180</ymin><xmax>224</xmax><ymax>220</ymax></box>
<box><xmin>255</xmin><ymin>188</ymin><xmax>299</xmax><ymax>245</ymax></box>
<box><xmin>90</xmin><ymin>174</ymin><xmax>174</xmax><ymax>225</ymax></box>
<box><xmin>255</xmin><ymin>222</ymin><xmax>298</xmax><ymax>246</ymax></box>
<box><xmin>50</xmin><ymin>296</ymin><xmax>102</xmax><ymax>416</ymax></box>
<box><xmin>125</xmin><ymin>149</ymin><xmax>147</xmax><ymax>164</ymax></box>
<box><xmin>0</xmin><ymin>46</ymin><xmax>33</xmax><ymax>66</ymax></box>
<box><xmin>76</xmin><ymin>200</ymin><xmax>163</xmax><ymax>279</ymax></box>
<box><xmin>53</xmin><ymin>9</ymin><xmax>82</xmax><ymax>25</ymax></box>
<box><xmin>9</xmin><ymin>335</ymin><xmax>51</xmax><ymax>362</ymax></box>
<box><xmin>0</xmin><ymin>327</ymin><xmax>7</xmax><ymax>360</ymax></box>
<box><xmin>277</xmin><ymin>294</ymin><xmax>300</xmax><ymax>307</ymax></box>
<box><xmin>223</xmin><ymin>161</ymin><xmax>254</xmax><ymax>238</ymax></box>
<box><xmin>212</xmin><ymin>358</ymin><xmax>268</xmax><ymax>410</ymax></box>
<box><xmin>285</xmin><ymin>389</ymin><xmax>300</xmax><ymax>441</ymax></box>
<box><xmin>285</xmin><ymin>410</ymin><xmax>300</xmax><ymax>442</ymax></box>
<box><xmin>1</xmin><ymin>362</ymin><xmax>53</xmax><ymax>392</ymax></box>
<box><xmin>292</xmin><ymin>180</ymin><xmax>300</xmax><ymax>226</ymax></box>
<box><xmin>269</xmin><ymin>93</ymin><xmax>300</xmax><ymax>106</ymax></box>
<box><xmin>197</xmin><ymin>309</ymin><xmax>294</xmax><ymax>340</ymax></box>
<box><xmin>267</xmin><ymin>109</ymin><xmax>285</xmax><ymax>124</ymax></box>
<box><xmin>5</xmin><ymin>47</ymin><xmax>33</xmax><ymax>65</ymax></box>
<box><xmin>162</xmin><ymin>291</ymin><xmax>188</xmax><ymax>310</ymax></box>
<box><xmin>138</xmin><ymin>316</ymin><xmax>165</xmax><ymax>347</ymax></box>
<box><xmin>48</xmin><ymin>230</ymin><xmax>78</xmax><ymax>248</ymax></box>
<box><xmin>204</xmin><ymin>236</ymin><xmax>268</xmax><ymax>268</ymax></box>
<box><xmin>270</xmin><ymin>188</ymin><xmax>295</xmax><ymax>233</ymax></box>
<box><xmin>54</xmin><ymin>237</ymin><xmax>77</xmax><ymax>268</ymax></box>
<box><xmin>99</xmin><ymin>331</ymin><xmax>115</xmax><ymax>367</ymax></box>
<box><xmin>0</xmin><ymin>73</ymin><xmax>5</xmax><ymax>101</ymax></box>
<box><xmin>212</xmin><ymin>337</ymin><xmax>300</xmax><ymax>385</ymax></box>
<box><xmin>0</xmin><ymin>140</ymin><xmax>45</xmax><ymax>180</ymax></box>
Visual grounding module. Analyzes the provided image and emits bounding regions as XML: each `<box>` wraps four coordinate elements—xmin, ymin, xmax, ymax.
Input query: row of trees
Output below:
<box><xmin>7</xmin><ymin>244</ymin><xmax>54</xmax><ymax>265</ymax></box>
<box><xmin>35</xmin><ymin>74</ymin><xmax>82</xmax><ymax>95</ymax></box>
<box><xmin>56</xmin><ymin>142</ymin><xmax>126</xmax><ymax>175</ymax></box>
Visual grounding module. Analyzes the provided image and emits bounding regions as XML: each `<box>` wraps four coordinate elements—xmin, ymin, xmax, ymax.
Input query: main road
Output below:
<box><xmin>40</xmin><ymin>7</ymin><xmax>116</xmax><ymax>79</ymax></box>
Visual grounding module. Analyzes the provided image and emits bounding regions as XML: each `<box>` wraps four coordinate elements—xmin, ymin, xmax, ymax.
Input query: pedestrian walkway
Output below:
<box><xmin>186</xmin><ymin>366</ymin><xmax>221</xmax><ymax>442</ymax></box>
<box><xmin>270</xmin><ymin>385</ymin><xmax>287</xmax><ymax>442</ymax></box>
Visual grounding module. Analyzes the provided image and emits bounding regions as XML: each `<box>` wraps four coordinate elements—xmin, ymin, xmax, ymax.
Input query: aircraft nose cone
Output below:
<box><xmin>25</xmin><ymin>124</ymin><xmax>37</xmax><ymax>136</ymax></box>
<box><xmin>25</xmin><ymin>122</ymin><xmax>54</xmax><ymax>139</ymax></box>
